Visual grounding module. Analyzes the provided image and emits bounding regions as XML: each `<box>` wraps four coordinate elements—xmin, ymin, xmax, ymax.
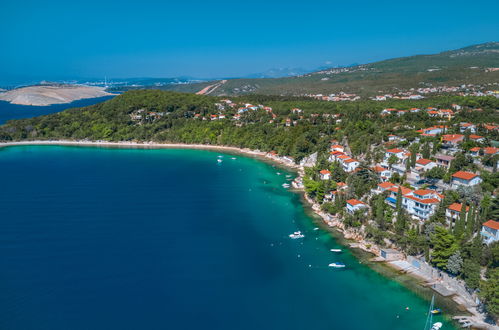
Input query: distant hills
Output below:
<box><xmin>161</xmin><ymin>42</ymin><xmax>499</xmax><ymax>96</ymax></box>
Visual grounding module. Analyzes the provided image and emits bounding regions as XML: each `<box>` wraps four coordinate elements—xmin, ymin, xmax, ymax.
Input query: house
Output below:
<box><xmin>385</xmin><ymin>148</ymin><xmax>406</xmax><ymax>161</ymax></box>
<box><xmin>319</xmin><ymin>170</ymin><xmax>331</xmax><ymax>180</ymax></box>
<box><xmin>442</xmin><ymin>134</ymin><xmax>464</xmax><ymax>146</ymax></box>
<box><xmin>445</xmin><ymin>203</ymin><xmax>469</xmax><ymax>227</ymax></box>
<box><xmin>330</xmin><ymin>144</ymin><xmax>344</xmax><ymax>152</ymax></box>
<box><xmin>481</xmin><ymin>220</ymin><xmax>499</xmax><ymax>244</ymax></box>
<box><xmin>342</xmin><ymin>158</ymin><xmax>360</xmax><ymax>172</ymax></box>
<box><xmin>470</xmin><ymin>147</ymin><xmax>481</xmax><ymax>157</ymax></box>
<box><xmin>451</xmin><ymin>171</ymin><xmax>482</xmax><ymax>187</ymax></box>
<box><xmin>328</xmin><ymin>151</ymin><xmax>345</xmax><ymax>162</ymax></box>
<box><xmin>415</xmin><ymin>158</ymin><xmax>437</xmax><ymax>172</ymax></box>
<box><xmin>469</xmin><ymin>134</ymin><xmax>485</xmax><ymax>143</ymax></box>
<box><xmin>375</xmin><ymin>181</ymin><xmax>396</xmax><ymax>193</ymax></box>
<box><xmin>346</xmin><ymin>199</ymin><xmax>368</xmax><ymax>214</ymax></box>
<box><xmin>484</xmin><ymin>147</ymin><xmax>499</xmax><ymax>156</ymax></box>
<box><xmin>402</xmin><ymin>189</ymin><xmax>443</xmax><ymax>220</ymax></box>
<box><xmin>460</xmin><ymin>123</ymin><xmax>477</xmax><ymax>133</ymax></box>
<box><xmin>418</xmin><ymin>125</ymin><xmax>447</xmax><ymax>136</ymax></box>
<box><xmin>373</xmin><ymin>166</ymin><xmax>392</xmax><ymax>181</ymax></box>
<box><xmin>435</xmin><ymin>154</ymin><xmax>455</xmax><ymax>168</ymax></box>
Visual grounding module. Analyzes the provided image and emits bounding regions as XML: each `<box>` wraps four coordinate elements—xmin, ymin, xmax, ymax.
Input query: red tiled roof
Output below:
<box><xmin>469</xmin><ymin>135</ymin><xmax>484</xmax><ymax>140</ymax></box>
<box><xmin>320</xmin><ymin>170</ymin><xmax>331</xmax><ymax>175</ymax></box>
<box><xmin>386</xmin><ymin>148</ymin><xmax>403</xmax><ymax>153</ymax></box>
<box><xmin>483</xmin><ymin>220</ymin><xmax>499</xmax><ymax>230</ymax></box>
<box><xmin>447</xmin><ymin>203</ymin><xmax>469</xmax><ymax>213</ymax></box>
<box><xmin>347</xmin><ymin>199</ymin><xmax>365</xmax><ymax>206</ymax></box>
<box><xmin>416</xmin><ymin>158</ymin><xmax>433</xmax><ymax>165</ymax></box>
<box><xmin>484</xmin><ymin>147</ymin><xmax>498</xmax><ymax>155</ymax></box>
<box><xmin>470</xmin><ymin>147</ymin><xmax>481</xmax><ymax>152</ymax></box>
<box><xmin>414</xmin><ymin>189</ymin><xmax>434</xmax><ymax>196</ymax></box>
<box><xmin>404</xmin><ymin>195</ymin><xmax>440</xmax><ymax>204</ymax></box>
<box><xmin>378</xmin><ymin>182</ymin><xmax>395</xmax><ymax>189</ymax></box>
<box><xmin>452</xmin><ymin>171</ymin><xmax>478</xmax><ymax>181</ymax></box>
<box><xmin>442</xmin><ymin>134</ymin><xmax>464</xmax><ymax>142</ymax></box>
<box><xmin>344</xmin><ymin>158</ymin><xmax>358</xmax><ymax>163</ymax></box>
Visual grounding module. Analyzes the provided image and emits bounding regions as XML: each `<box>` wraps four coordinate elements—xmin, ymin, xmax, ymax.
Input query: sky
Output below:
<box><xmin>1</xmin><ymin>0</ymin><xmax>498</xmax><ymax>83</ymax></box>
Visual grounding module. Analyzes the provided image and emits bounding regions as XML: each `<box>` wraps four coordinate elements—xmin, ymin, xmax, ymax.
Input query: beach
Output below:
<box><xmin>0</xmin><ymin>139</ymin><xmax>492</xmax><ymax>329</ymax></box>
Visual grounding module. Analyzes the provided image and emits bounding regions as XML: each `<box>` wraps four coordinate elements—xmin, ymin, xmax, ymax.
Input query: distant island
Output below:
<box><xmin>0</xmin><ymin>83</ymin><xmax>114</xmax><ymax>106</ymax></box>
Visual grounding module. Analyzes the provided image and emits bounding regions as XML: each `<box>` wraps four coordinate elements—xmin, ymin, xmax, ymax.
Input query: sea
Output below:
<box><xmin>0</xmin><ymin>146</ymin><xmax>455</xmax><ymax>330</ymax></box>
<box><xmin>0</xmin><ymin>96</ymin><xmax>116</xmax><ymax>125</ymax></box>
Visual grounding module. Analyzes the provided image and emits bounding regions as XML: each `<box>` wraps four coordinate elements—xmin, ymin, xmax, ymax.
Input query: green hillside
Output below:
<box><xmin>165</xmin><ymin>42</ymin><xmax>499</xmax><ymax>96</ymax></box>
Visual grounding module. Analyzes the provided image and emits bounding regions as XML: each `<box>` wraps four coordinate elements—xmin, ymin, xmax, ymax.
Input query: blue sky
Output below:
<box><xmin>1</xmin><ymin>0</ymin><xmax>498</xmax><ymax>82</ymax></box>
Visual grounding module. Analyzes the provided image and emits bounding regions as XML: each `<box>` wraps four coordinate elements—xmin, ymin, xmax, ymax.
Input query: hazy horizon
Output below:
<box><xmin>1</xmin><ymin>0</ymin><xmax>498</xmax><ymax>84</ymax></box>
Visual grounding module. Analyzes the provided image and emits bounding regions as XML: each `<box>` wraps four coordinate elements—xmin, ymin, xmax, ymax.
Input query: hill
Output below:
<box><xmin>0</xmin><ymin>84</ymin><xmax>114</xmax><ymax>106</ymax></box>
<box><xmin>162</xmin><ymin>42</ymin><xmax>499</xmax><ymax>96</ymax></box>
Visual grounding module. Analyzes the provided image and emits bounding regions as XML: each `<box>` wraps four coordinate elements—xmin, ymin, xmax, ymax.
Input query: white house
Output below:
<box><xmin>342</xmin><ymin>158</ymin><xmax>360</xmax><ymax>172</ymax></box>
<box><xmin>451</xmin><ymin>171</ymin><xmax>482</xmax><ymax>188</ymax></box>
<box><xmin>402</xmin><ymin>189</ymin><xmax>443</xmax><ymax>221</ymax></box>
<box><xmin>481</xmin><ymin>220</ymin><xmax>499</xmax><ymax>245</ymax></box>
<box><xmin>415</xmin><ymin>158</ymin><xmax>437</xmax><ymax>172</ymax></box>
<box><xmin>385</xmin><ymin>148</ymin><xmax>406</xmax><ymax>161</ymax></box>
<box><xmin>319</xmin><ymin>170</ymin><xmax>331</xmax><ymax>180</ymax></box>
<box><xmin>445</xmin><ymin>203</ymin><xmax>469</xmax><ymax>227</ymax></box>
<box><xmin>346</xmin><ymin>199</ymin><xmax>368</xmax><ymax>214</ymax></box>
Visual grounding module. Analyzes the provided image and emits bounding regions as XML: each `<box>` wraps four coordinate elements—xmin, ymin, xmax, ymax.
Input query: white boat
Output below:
<box><xmin>289</xmin><ymin>231</ymin><xmax>304</xmax><ymax>239</ymax></box>
<box><xmin>217</xmin><ymin>159</ymin><xmax>223</xmax><ymax>163</ymax></box>
<box><xmin>431</xmin><ymin>322</ymin><xmax>442</xmax><ymax>330</ymax></box>
<box><xmin>231</xmin><ymin>157</ymin><xmax>236</xmax><ymax>160</ymax></box>
<box><xmin>282</xmin><ymin>183</ymin><xmax>291</xmax><ymax>188</ymax></box>
<box><xmin>328</xmin><ymin>262</ymin><xmax>346</xmax><ymax>268</ymax></box>
<box><xmin>313</xmin><ymin>227</ymin><xmax>319</xmax><ymax>231</ymax></box>
<box><xmin>330</xmin><ymin>249</ymin><xmax>342</xmax><ymax>252</ymax></box>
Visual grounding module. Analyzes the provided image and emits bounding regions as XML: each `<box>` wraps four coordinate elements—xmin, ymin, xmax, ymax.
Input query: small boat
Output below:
<box><xmin>217</xmin><ymin>159</ymin><xmax>223</xmax><ymax>163</ymax></box>
<box><xmin>282</xmin><ymin>183</ymin><xmax>291</xmax><ymax>188</ymax></box>
<box><xmin>431</xmin><ymin>322</ymin><xmax>443</xmax><ymax>330</ymax></box>
<box><xmin>330</xmin><ymin>249</ymin><xmax>342</xmax><ymax>252</ymax></box>
<box><xmin>276</xmin><ymin>172</ymin><xmax>281</xmax><ymax>175</ymax></box>
<box><xmin>217</xmin><ymin>155</ymin><xmax>223</xmax><ymax>158</ymax></box>
<box><xmin>285</xmin><ymin>175</ymin><xmax>292</xmax><ymax>178</ymax></box>
<box><xmin>328</xmin><ymin>262</ymin><xmax>346</xmax><ymax>268</ymax></box>
<box><xmin>313</xmin><ymin>227</ymin><xmax>319</xmax><ymax>231</ymax></box>
<box><xmin>231</xmin><ymin>157</ymin><xmax>236</xmax><ymax>160</ymax></box>
<box><xmin>430</xmin><ymin>309</ymin><xmax>441</xmax><ymax>315</ymax></box>
<box><xmin>289</xmin><ymin>231</ymin><xmax>304</xmax><ymax>239</ymax></box>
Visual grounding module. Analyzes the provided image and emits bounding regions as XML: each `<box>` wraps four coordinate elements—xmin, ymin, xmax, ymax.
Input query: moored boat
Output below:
<box><xmin>330</xmin><ymin>249</ymin><xmax>342</xmax><ymax>252</ymax></box>
<box><xmin>289</xmin><ymin>231</ymin><xmax>304</xmax><ymax>239</ymax></box>
<box><xmin>328</xmin><ymin>262</ymin><xmax>346</xmax><ymax>268</ymax></box>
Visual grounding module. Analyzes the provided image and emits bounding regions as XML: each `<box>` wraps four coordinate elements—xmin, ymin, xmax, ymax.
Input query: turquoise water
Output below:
<box><xmin>0</xmin><ymin>146</ymin><xmax>454</xmax><ymax>330</ymax></box>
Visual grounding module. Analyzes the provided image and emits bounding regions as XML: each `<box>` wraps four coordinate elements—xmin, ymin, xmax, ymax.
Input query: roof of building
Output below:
<box><xmin>484</xmin><ymin>147</ymin><xmax>498</xmax><ymax>155</ymax></box>
<box><xmin>413</xmin><ymin>189</ymin><xmax>434</xmax><ymax>196</ymax></box>
<box><xmin>442</xmin><ymin>134</ymin><xmax>464</xmax><ymax>142</ymax></box>
<box><xmin>378</xmin><ymin>182</ymin><xmax>396</xmax><ymax>189</ymax></box>
<box><xmin>347</xmin><ymin>199</ymin><xmax>366</xmax><ymax>206</ymax></box>
<box><xmin>386</xmin><ymin>148</ymin><xmax>404</xmax><ymax>153</ymax></box>
<box><xmin>452</xmin><ymin>171</ymin><xmax>478</xmax><ymax>181</ymax></box>
<box><xmin>470</xmin><ymin>147</ymin><xmax>481</xmax><ymax>152</ymax></box>
<box><xmin>435</xmin><ymin>154</ymin><xmax>455</xmax><ymax>161</ymax></box>
<box><xmin>469</xmin><ymin>134</ymin><xmax>484</xmax><ymax>140</ymax></box>
<box><xmin>483</xmin><ymin>220</ymin><xmax>499</xmax><ymax>230</ymax></box>
<box><xmin>448</xmin><ymin>203</ymin><xmax>470</xmax><ymax>213</ymax></box>
<box><xmin>320</xmin><ymin>170</ymin><xmax>331</xmax><ymax>175</ymax></box>
<box><xmin>416</xmin><ymin>158</ymin><xmax>433</xmax><ymax>165</ymax></box>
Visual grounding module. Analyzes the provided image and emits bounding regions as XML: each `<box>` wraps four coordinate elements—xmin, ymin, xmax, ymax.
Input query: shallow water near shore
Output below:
<box><xmin>0</xmin><ymin>146</ymin><xmax>456</xmax><ymax>330</ymax></box>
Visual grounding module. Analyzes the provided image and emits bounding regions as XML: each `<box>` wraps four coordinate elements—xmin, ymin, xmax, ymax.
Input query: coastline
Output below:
<box><xmin>0</xmin><ymin>139</ymin><xmax>492</xmax><ymax>328</ymax></box>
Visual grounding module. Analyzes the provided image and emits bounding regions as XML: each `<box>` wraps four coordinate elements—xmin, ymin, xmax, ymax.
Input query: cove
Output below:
<box><xmin>0</xmin><ymin>146</ymin><xmax>455</xmax><ymax>330</ymax></box>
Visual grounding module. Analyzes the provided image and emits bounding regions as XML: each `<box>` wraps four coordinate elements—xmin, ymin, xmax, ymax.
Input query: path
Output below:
<box><xmin>196</xmin><ymin>80</ymin><xmax>227</xmax><ymax>95</ymax></box>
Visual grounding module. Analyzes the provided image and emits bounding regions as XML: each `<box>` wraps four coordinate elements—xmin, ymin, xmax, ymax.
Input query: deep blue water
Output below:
<box><xmin>0</xmin><ymin>146</ymin><xmax>454</xmax><ymax>330</ymax></box>
<box><xmin>0</xmin><ymin>96</ymin><xmax>115</xmax><ymax>124</ymax></box>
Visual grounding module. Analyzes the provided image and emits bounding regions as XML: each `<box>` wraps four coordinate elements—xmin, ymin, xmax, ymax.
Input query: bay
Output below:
<box><xmin>0</xmin><ymin>146</ymin><xmax>455</xmax><ymax>330</ymax></box>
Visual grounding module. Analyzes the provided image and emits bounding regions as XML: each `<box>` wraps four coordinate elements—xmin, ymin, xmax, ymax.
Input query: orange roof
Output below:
<box><xmin>386</xmin><ymin>148</ymin><xmax>404</xmax><ymax>153</ymax></box>
<box><xmin>344</xmin><ymin>158</ymin><xmax>358</xmax><ymax>163</ymax></box>
<box><xmin>484</xmin><ymin>147</ymin><xmax>498</xmax><ymax>155</ymax></box>
<box><xmin>428</xmin><ymin>111</ymin><xmax>439</xmax><ymax>114</ymax></box>
<box><xmin>442</xmin><ymin>134</ymin><xmax>464</xmax><ymax>142</ymax></box>
<box><xmin>320</xmin><ymin>170</ymin><xmax>331</xmax><ymax>175</ymax></box>
<box><xmin>337</xmin><ymin>182</ymin><xmax>347</xmax><ymax>188</ymax></box>
<box><xmin>483</xmin><ymin>220</ymin><xmax>499</xmax><ymax>230</ymax></box>
<box><xmin>414</xmin><ymin>189</ymin><xmax>434</xmax><ymax>196</ymax></box>
<box><xmin>447</xmin><ymin>203</ymin><xmax>470</xmax><ymax>213</ymax></box>
<box><xmin>469</xmin><ymin>134</ymin><xmax>484</xmax><ymax>140</ymax></box>
<box><xmin>452</xmin><ymin>171</ymin><xmax>478</xmax><ymax>181</ymax></box>
<box><xmin>388</xmin><ymin>186</ymin><xmax>413</xmax><ymax>195</ymax></box>
<box><xmin>373</xmin><ymin>165</ymin><xmax>387</xmax><ymax>173</ymax></box>
<box><xmin>338</xmin><ymin>155</ymin><xmax>350</xmax><ymax>160</ymax></box>
<box><xmin>470</xmin><ymin>147</ymin><xmax>481</xmax><ymax>152</ymax></box>
<box><xmin>416</xmin><ymin>158</ymin><xmax>433</xmax><ymax>165</ymax></box>
<box><xmin>331</xmin><ymin>144</ymin><xmax>343</xmax><ymax>149</ymax></box>
<box><xmin>378</xmin><ymin>182</ymin><xmax>395</xmax><ymax>189</ymax></box>
<box><xmin>347</xmin><ymin>199</ymin><xmax>365</xmax><ymax>206</ymax></box>
<box><xmin>404</xmin><ymin>194</ymin><xmax>440</xmax><ymax>204</ymax></box>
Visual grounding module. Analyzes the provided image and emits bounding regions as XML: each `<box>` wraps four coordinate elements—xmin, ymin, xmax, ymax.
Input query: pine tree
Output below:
<box><xmin>431</xmin><ymin>226</ymin><xmax>458</xmax><ymax>270</ymax></box>
<box><xmin>454</xmin><ymin>203</ymin><xmax>467</xmax><ymax>239</ymax></box>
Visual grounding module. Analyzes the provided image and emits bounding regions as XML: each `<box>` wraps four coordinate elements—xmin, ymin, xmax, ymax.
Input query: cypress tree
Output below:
<box><xmin>454</xmin><ymin>202</ymin><xmax>467</xmax><ymax>239</ymax></box>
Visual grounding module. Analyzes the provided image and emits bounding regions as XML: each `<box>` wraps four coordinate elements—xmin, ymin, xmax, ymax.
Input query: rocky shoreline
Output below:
<box><xmin>0</xmin><ymin>139</ymin><xmax>495</xmax><ymax>329</ymax></box>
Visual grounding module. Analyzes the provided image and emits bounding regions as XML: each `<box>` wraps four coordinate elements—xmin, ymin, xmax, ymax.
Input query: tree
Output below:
<box><xmin>388</xmin><ymin>154</ymin><xmax>398</xmax><ymax>168</ymax></box>
<box><xmin>480</xmin><ymin>268</ymin><xmax>499</xmax><ymax>319</ymax></box>
<box><xmin>431</xmin><ymin>226</ymin><xmax>458</xmax><ymax>270</ymax></box>
<box><xmin>453</xmin><ymin>203</ymin><xmax>467</xmax><ymax>239</ymax></box>
<box><xmin>375</xmin><ymin>195</ymin><xmax>386</xmax><ymax>229</ymax></box>
<box><xmin>446</xmin><ymin>250</ymin><xmax>463</xmax><ymax>275</ymax></box>
<box><xmin>461</xmin><ymin>259</ymin><xmax>480</xmax><ymax>289</ymax></box>
<box><xmin>422</xmin><ymin>143</ymin><xmax>431</xmax><ymax>159</ymax></box>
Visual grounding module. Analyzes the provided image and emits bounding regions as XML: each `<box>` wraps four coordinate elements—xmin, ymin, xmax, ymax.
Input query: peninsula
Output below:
<box><xmin>0</xmin><ymin>84</ymin><xmax>114</xmax><ymax>106</ymax></box>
